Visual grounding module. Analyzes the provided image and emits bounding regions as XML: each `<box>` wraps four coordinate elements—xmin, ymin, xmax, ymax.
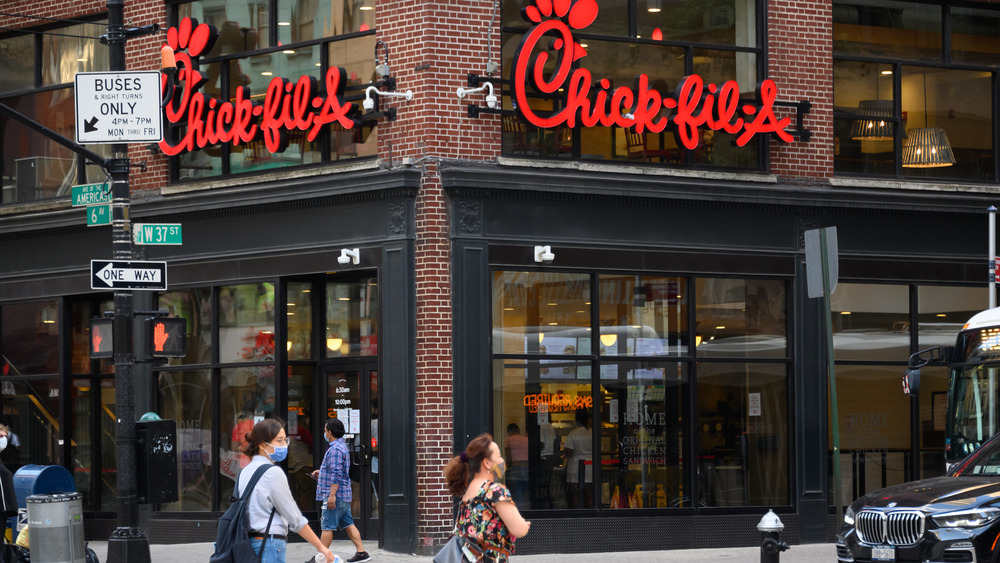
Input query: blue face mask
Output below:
<box><xmin>267</xmin><ymin>443</ymin><xmax>288</xmax><ymax>463</ymax></box>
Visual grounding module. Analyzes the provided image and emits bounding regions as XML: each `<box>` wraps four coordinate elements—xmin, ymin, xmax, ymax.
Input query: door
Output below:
<box><xmin>323</xmin><ymin>361</ymin><xmax>379</xmax><ymax>539</ymax></box>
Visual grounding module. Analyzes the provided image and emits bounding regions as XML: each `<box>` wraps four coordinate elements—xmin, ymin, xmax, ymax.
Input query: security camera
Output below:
<box><xmin>534</xmin><ymin>245</ymin><xmax>555</xmax><ymax>264</ymax></box>
<box><xmin>486</xmin><ymin>92</ymin><xmax>498</xmax><ymax>109</ymax></box>
<box><xmin>540</xmin><ymin>251</ymin><xmax>554</xmax><ymax>264</ymax></box>
<box><xmin>363</xmin><ymin>95</ymin><xmax>375</xmax><ymax>112</ymax></box>
<box><xmin>338</xmin><ymin>248</ymin><xmax>360</xmax><ymax>266</ymax></box>
<box><xmin>337</xmin><ymin>254</ymin><xmax>351</xmax><ymax>265</ymax></box>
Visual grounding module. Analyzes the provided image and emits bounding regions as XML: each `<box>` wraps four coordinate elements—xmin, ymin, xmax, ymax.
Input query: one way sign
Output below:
<box><xmin>91</xmin><ymin>260</ymin><xmax>168</xmax><ymax>290</ymax></box>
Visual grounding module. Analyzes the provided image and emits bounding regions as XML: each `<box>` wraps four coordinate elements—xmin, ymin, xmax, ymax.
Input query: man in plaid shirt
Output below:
<box><xmin>312</xmin><ymin>418</ymin><xmax>370</xmax><ymax>563</ymax></box>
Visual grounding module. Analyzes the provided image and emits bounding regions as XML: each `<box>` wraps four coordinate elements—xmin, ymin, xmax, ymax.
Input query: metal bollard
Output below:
<box><xmin>757</xmin><ymin>509</ymin><xmax>790</xmax><ymax>563</ymax></box>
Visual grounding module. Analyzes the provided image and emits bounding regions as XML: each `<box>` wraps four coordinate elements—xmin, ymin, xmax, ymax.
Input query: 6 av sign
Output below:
<box><xmin>91</xmin><ymin>260</ymin><xmax>167</xmax><ymax>291</ymax></box>
<box><xmin>75</xmin><ymin>71</ymin><xmax>163</xmax><ymax>144</ymax></box>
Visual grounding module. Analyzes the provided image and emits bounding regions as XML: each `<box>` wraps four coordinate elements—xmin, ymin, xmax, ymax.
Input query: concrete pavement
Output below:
<box><xmin>84</xmin><ymin>539</ymin><xmax>838</xmax><ymax>562</ymax></box>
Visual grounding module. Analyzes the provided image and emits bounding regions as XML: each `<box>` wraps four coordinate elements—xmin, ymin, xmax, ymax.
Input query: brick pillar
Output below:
<box><xmin>768</xmin><ymin>0</ymin><xmax>833</xmax><ymax>182</ymax></box>
<box><xmin>376</xmin><ymin>0</ymin><xmax>501</xmax><ymax>549</ymax></box>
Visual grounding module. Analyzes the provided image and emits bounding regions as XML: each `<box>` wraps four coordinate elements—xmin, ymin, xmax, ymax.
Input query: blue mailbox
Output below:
<box><xmin>13</xmin><ymin>465</ymin><xmax>75</xmax><ymax>508</ymax></box>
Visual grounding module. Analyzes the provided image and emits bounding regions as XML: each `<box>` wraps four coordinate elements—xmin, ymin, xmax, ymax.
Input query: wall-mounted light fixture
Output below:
<box><xmin>648</xmin><ymin>0</ymin><xmax>662</xmax><ymax>12</ymax></box>
<box><xmin>338</xmin><ymin>248</ymin><xmax>360</xmax><ymax>265</ymax></box>
<box><xmin>363</xmin><ymin>86</ymin><xmax>413</xmax><ymax>112</ymax></box>
<box><xmin>534</xmin><ymin>245</ymin><xmax>555</xmax><ymax>264</ymax></box>
<box><xmin>456</xmin><ymin>81</ymin><xmax>497</xmax><ymax>109</ymax></box>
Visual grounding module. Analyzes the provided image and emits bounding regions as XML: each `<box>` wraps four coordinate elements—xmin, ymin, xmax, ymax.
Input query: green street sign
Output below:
<box><xmin>87</xmin><ymin>204</ymin><xmax>111</xmax><ymax>227</ymax></box>
<box><xmin>71</xmin><ymin>183</ymin><xmax>111</xmax><ymax>207</ymax></box>
<box><xmin>133</xmin><ymin>223</ymin><xmax>182</xmax><ymax>245</ymax></box>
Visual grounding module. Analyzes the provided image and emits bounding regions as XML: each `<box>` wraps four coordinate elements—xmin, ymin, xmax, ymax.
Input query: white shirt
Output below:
<box><xmin>564</xmin><ymin>425</ymin><xmax>592</xmax><ymax>483</ymax></box>
<box><xmin>539</xmin><ymin>423</ymin><xmax>556</xmax><ymax>457</ymax></box>
<box><xmin>237</xmin><ymin>455</ymin><xmax>308</xmax><ymax>535</ymax></box>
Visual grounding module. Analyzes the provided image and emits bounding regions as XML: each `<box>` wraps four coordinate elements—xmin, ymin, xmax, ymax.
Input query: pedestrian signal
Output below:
<box><xmin>90</xmin><ymin>318</ymin><xmax>114</xmax><ymax>359</ymax></box>
<box><xmin>147</xmin><ymin>317</ymin><xmax>186</xmax><ymax>358</ymax></box>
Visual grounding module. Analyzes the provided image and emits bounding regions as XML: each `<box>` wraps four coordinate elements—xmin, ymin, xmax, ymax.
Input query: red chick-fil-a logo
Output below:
<box><xmin>511</xmin><ymin>0</ymin><xmax>793</xmax><ymax>149</ymax></box>
<box><xmin>159</xmin><ymin>18</ymin><xmax>356</xmax><ymax>156</ymax></box>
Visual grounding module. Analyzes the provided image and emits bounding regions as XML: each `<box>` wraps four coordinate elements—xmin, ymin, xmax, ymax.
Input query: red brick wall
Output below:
<box><xmin>375</xmin><ymin>0</ymin><xmax>501</xmax><ymax>547</ymax></box>
<box><xmin>767</xmin><ymin>0</ymin><xmax>833</xmax><ymax>182</ymax></box>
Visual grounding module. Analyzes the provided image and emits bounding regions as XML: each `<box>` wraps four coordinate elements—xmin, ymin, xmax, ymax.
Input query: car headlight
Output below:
<box><xmin>932</xmin><ymin>508</ymin><xmax>1000</xmax><ymax>528</ymax></box>
<box><xmin>844</xmin><ymin>505</ymin><xmax>855</xmax><ymax>526</ymax></box>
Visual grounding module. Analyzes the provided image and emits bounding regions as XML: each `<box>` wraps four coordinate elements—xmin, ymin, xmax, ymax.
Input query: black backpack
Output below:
<box><xmin>209</xmin><ymin>464</ymin><xmax>277</xmax><ymax>563</ymax></box>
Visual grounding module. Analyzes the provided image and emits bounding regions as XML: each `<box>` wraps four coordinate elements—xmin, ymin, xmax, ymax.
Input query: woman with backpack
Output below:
<box><xmin>240</xmin><ymin>418</ymin><xmax>335</xmax><ymax>563</ymax></box>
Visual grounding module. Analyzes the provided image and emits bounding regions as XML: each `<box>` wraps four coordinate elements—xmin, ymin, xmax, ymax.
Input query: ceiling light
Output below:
<box><xmin>600</xmin><ymin>334</ymin><xmax>618</xmax><ymax>347</ymax></box>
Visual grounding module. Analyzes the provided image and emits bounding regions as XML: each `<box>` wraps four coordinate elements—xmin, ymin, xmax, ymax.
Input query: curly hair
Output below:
<box><xmin>443</xmin><ymin>433</ymin><xmax>493</xmax><ymax>497</ymax></box>
<box><xmin>241</xmin><ymin>417</ymin><xmax>285</xmax><ymax>457</ymax></box>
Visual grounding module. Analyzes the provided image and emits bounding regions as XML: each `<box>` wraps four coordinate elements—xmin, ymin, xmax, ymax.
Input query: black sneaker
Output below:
<box><xmin>346</xmin><ymin>552</ymin><xmax>371</xmax><ymax>563</ymax></box>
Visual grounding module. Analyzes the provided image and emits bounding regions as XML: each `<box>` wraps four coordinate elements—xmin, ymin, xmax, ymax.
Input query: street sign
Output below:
<box><xmin>71</xmin><ymin>183</ymin><xmax>111</xmax><ymax>207</ymax></box>
<box><xmin>91</xmin><ymin>260</ymin><xmax>167</xmax><ymax>290</ymax></box>
<box><xmin>133</xmin><ymin>223</ymin><xmax>182</xmax><ymax>245</ymax></box>
<box><xmin>87</xmin><ymin>204</ymin><xmax>111</xmax><ymax>227</ymax></box>
<box><xmin>74</xmin><ymin>71</ymin><xmax>163</xmax><ymax>144</ymax></box>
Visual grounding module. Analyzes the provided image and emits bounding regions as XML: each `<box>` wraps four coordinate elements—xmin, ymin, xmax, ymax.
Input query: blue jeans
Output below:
<box><xmin>250</xmin><ymin>537</ymin><xmax>286</xmax><ymax>563</ymax></box>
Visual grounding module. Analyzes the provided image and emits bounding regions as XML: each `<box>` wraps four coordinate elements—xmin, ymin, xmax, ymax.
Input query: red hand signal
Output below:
<box><xmin>153</xmin><ymin>322</ymin><xmax>169</xmax><ymax>351</ymax></box>
<box><xmin>93</xmin><ymin>331</ymin><xmax>103</xmax><ymax>352</ymax></box>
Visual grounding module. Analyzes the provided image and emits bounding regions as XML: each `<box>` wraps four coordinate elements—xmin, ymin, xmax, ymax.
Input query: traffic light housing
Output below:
<box><xmin>90</xmin><ymin>318</ymin><xmax>114</xmax><ymax>359</ymax></box>
<box><xmin>147</xmin><ymin>317</ymin><xmax>186</xmax><ymax>358</ymax></box>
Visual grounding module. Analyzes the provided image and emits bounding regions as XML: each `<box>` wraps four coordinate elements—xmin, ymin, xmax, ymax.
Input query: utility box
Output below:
<box><xmin>27</xmin><ymin>492</ymin><xmax>85</xmax><ymax>563</ymax></box>
<box><xmin>136</xmin><ymin>418</ymin><xmax>178</xmax><ymax>504</ymax></box>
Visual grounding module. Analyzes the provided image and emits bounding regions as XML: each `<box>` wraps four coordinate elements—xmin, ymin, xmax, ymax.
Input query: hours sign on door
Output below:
<box><xmin>74</xmin><ymin>71</ymin><xmax>163</xmax><ymax>144</ymax></box>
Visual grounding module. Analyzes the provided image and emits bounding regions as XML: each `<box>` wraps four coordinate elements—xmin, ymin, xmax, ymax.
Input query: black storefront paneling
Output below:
<box><xmin>452</xmin><ymin>239</ymin><xmax>491</xmax><ymax>446</ymax></box>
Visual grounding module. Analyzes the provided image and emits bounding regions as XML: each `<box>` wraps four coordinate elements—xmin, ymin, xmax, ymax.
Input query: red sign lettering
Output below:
<box><xmin>512</xmin><ymin>0</ymin><xmax>793</xmax><ymax>149</ymax></box>
<box><xmin>159</xmin><ymin>18</ymin><xmax>357</xmax><ymax>156</ymax></box>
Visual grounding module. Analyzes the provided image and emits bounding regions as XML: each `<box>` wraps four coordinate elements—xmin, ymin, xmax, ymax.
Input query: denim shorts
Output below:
<box><xmin>249</xmin><ymin>537</ymin><xmax>286</xmax><ymax>563</ymax></box>
<box><xmin>321</xmin><ymin>498</ymin><xmax>354</xmax><ymax>531</ymax></box>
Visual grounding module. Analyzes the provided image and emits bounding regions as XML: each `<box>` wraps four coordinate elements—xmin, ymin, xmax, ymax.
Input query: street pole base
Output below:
<box><xmin>106</xmin><ymin>527</ymin><xmax>151</xmax><ymax>563</ymax></box>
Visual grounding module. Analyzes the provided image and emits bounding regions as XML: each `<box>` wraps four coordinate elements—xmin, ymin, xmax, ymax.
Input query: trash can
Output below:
<box><xmin>12</xmin><ymin>465</ymin><xmax>76</xmax><ymax>542</ymax></box>
<box><xmin>26</xmin><ymin>492</ymin><xmax>85</xmax><ymax>563</ymax></box>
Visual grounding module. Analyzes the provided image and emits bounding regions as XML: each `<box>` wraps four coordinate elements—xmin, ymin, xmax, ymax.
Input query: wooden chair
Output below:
<box><xmin>625</xmin><ymin>126</ymin><xmax>676</xmax><ymax>162</ymax></box>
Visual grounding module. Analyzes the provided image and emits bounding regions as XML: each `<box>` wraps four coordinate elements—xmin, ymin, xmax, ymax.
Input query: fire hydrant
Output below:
<box><xmin>757</xmin><ymin>509</ymin><xmax>789</xmax><ymax>563</ymax></box>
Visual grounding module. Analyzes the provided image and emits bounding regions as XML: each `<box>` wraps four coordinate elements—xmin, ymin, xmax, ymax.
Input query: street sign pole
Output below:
<box><xmin>105</xmin><ymin>1</ymin><xmax>150</xmax><ymax>562</ymax></box>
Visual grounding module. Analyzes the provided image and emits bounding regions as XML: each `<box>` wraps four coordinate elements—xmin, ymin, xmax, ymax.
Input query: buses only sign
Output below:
<box><xmin>75</xmin><ymin>71</ymin><xmax>163</xmax><ymax>144</ymax></box>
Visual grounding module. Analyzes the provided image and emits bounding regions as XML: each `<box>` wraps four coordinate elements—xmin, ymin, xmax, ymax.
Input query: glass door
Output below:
<box><xmin>323</xmin><ymin>361</ymin><xmax>378</xmax><ymax>538</ymax></box>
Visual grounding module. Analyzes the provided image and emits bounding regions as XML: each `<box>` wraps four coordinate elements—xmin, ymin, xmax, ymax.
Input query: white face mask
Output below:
<box><xmin>0</xmin><ymin>437</ymin><xmax>9</xmax><ymax>450</ymax></box>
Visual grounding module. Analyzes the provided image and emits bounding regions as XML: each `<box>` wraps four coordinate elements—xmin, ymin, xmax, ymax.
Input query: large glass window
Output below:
<box><xmin>159</xmin><ymin>289</ymin><xmax>213</xmax><ymax>365</ymax></box>
<box><xmin>1</xmin><ymin>301</ymin><xmax>60</xmax><ymax>374</ymax></box>
<box><xmin>492</xmin><ymin>271</ymin><xmax>789</xmax><ymax>512</ymax></box>
<box><xmin>834</xmin><ymin>1</ymin><xmax>998</xmax><ymax>183</ymax></box>
<box><xmin>170</xmin><ymin>2</ymin><xmax>379</xmax><ymax>181</ymax></box>
<box><xmin>830</xmin><ymin>283</ymin><xmax>908</xmax><ymax>362</ymax></box>
<box><xmin>220</xmin><ymin>283</ymin><xmax>275</xmax><ymax>363</ymax></box>
<box><xmin>158</xmin><ymin>370</ymin><xmax>213</xmax><ymax>512</ymax></box>
<box><xmin>500</xmin><ymin>0</ymin><xmax>764</xmax><ymax>170</ymax></box>
<box><xmin>325</xmin><ymin>279</ymin><xmax>378</xmax><ymax>358</ymax></box>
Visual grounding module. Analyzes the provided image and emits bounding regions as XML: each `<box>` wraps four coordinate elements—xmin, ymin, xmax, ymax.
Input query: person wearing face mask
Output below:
<box><xmin>0</xmin><ymin>424</ymin><xmax>16</xmax><ymax>529</ymax></box>
<box><xmin>239</xmin><ymin>418</ymin><xmax>334</xmax><ymax>563</ymax></box>
<box><xmin>442</xmin><ymin>433</ymin><xmax>530</xmax><ymax>563</ymax></box>
<box><xmin>310</xmin><ymin>418</ymin><xmax>369</xmax><ymax>563</ymax></box>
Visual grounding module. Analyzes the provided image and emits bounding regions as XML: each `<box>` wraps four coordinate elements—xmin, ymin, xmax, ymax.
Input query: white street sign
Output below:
<box><xmin>90</xmin><ymin>260</ymin><xmax>167</xmax><ymax>290</ymax></box>
<box><xmin>75</xmin><ymin>71</ymin><xmax>163</xmax><ymax>144</ymax></box>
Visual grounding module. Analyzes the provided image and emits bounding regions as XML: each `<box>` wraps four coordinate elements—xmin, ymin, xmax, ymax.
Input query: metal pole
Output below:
<box><xmin>821</xmin><ymin>229</ymin><xmax>843</xmax><ymax>526</ymax></box>
<box><xmin>990</xmin><ymin>206</ymin><xmax>996</xmax><ymax>309</ymax></box>
<box><xmin>105</xmin><ymin>1</ymin><xmax>150</xmax><ymax>561</ymax></box>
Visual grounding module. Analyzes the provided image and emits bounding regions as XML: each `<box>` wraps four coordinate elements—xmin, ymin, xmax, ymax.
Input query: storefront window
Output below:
<box><xmin>833</xmin><ymin>0</ymin><xmax>942</xmax><ymax>61</ymax></box>
<box><xmin>288</xmin><ymin>282</ymin><xmax>314</xmax><ymax>360</ymax></box>
<box><xmin>951</xmin><ymin>7</ymin><xmax>1000</xmax><ymax>66</ymax></box>
<box><xmin>158</xmin><ymin>370</ymin><xmax>212</xmax><ymax>512</ymax></box>
<box><xmin>288</xmin><ymin>366</ymin><xmax>316</xmax><ymax>511</ymax></box>
<box><xmin>1</xmin><ymin>301</ymin><xmax>60</xmax><ymax>374</ymax></box>
<box><xmin>697</xmin><ymin>362</ymin><xmax>788</xmax><ymax>506</ymax></box>
<box><xmin>325</xmin><ymin>279</ymin><xmax>378</xmax><ymax>358</ymax></box>
<box><xmin>598</xmin><ymin>275</ymin><xmax>688</xmax><ymax>357</ymax></box>
<box><xmin>492</xmin><ymin>272</ymin><xmax>591</xmax><ymax>356</ymax></box>
<box><xmin>72</xmin><ymin>377</ymin><xmax>117</xmax><ymax>511</ymax></box>
<box><xmin>916</xmin><ymin>286</ymin><xmax>986</xmax><ymax>350</ymax></box>
<box><xmin>159</xmin><ymin>289</ymin><xmax>213</xmax><ymax>365</ymax></box>
<box><xmin>219</xmin><ymin>366</ymin><xmax>277</xmax><ymax>507</ymax></box>
<box><xmin>276</xmin><ymin>0</ymin><xmax>375</xmax><ymax>42</ymax></box>
<box><xmin>695</xmin><ymin>278</ymin><xmax>786</xmax><ymax>358</ymax></box>
<box><xmin>41</xmin><ymin>21</ymin><xmax>108</xmax><ymax>86</ymax></box>
<box><xmin>0</xmin><ymin>90</ymin><xmax>77</xmax><ymax>204</ymax></box>
<box><xmin>830</xmin><ymin>283</ymin><xmax>908</xmax><ymax>362</ymax></box>
<box><xmin>601</xmin><ymin>361</ymin><xmax>688</xmax><ymax>509</ymax></box>
<box><xmin>831</xmin><ymin>364</ymin><xmax>911</xmax><ymax>507</ymax></box>
<box><xmin>220</xmin><ymin>283</ymin><xmax>276</xmax><ymax>363</ymax></box>
<box><xmin>0</xmin><ymin>34</ymin><xmax>34</xmax><ymax>94</ymax></box>
<box><xmin>70</xmin><ymin>299</ymin><xmax>114</xmax><ymax>374</ymax></box>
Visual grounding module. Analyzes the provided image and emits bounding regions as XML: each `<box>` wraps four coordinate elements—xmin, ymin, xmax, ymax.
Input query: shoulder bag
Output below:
<box><xmin>432</xmin><ymin>535</ymin><xmax>483</xmax><ymax>563</ymax></box>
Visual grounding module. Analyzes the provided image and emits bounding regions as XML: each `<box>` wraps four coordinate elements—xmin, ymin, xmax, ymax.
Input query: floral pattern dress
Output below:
<box><xmin>454</xmin><ymin>481</ymin><xmax>517</xmax><ymax>563</ymax></box>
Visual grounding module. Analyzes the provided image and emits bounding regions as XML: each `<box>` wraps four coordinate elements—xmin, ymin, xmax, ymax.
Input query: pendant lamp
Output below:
<box><xmin>902</xmin><ymin>71</ymin><xmax>955</xmax><ymax>168</ymax></box>
<box><xmin>849</xmin><ymin>100</ymin><xmax>894</xmax><ymax>141</ymax></box>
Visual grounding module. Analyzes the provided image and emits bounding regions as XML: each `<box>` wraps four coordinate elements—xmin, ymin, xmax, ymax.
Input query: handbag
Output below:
<box><xmin>0</xmin><ymin>538</ymin><xmax>18</xmax><ymax>563</ymax></box>
<box><xmin>432</xmin><ymin>535</ymin><xmax>484</xmax><ymax>563</ymax></box>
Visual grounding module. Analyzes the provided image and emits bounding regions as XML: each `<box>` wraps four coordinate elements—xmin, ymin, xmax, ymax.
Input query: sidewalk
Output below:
<box><xmin>84</xmin><ymin>539</ymin><xmax>838</xmax><ymax>562</ymax></box>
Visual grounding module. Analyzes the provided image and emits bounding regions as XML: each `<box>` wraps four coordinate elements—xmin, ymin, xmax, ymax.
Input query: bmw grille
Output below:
<box><xmin>856</xmin><ymin>510</ymin><xmax>924</xmax><ymax>546</ymax></box>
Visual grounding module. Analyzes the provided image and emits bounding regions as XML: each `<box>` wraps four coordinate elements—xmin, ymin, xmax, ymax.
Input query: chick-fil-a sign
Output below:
<box><xmin>512</xmin><ymin>0</ymin><xmax>794</xmax><ymax>149</ymax></box>
<box><xmin>159</xmin><ymin>18</ymin><xmax>356</xmax><ymax>156</ymax></box>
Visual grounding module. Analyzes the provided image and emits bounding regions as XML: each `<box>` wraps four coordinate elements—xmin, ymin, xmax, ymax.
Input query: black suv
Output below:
<box><xmin>837</xmin><ymin>432</ymin><xmax>1000</xmax><ymax>563</ymax></box>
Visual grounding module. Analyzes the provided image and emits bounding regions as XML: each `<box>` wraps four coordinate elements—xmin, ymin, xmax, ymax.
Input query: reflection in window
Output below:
<box><xmin>159</xmin><ymin>289</ymin><xmax>213</xmax><ymax>365</ymax></box>
<box><xmin>830</xmin><ymin>283</ymin><xmax>908</xmax><ymax>362</ymax></box>
<box><xmin>158</xmin><ymin>370</ymin><xmax>212</xmax><ymax>512</ymax></box>
<box><xmin>833</xmin><ymin>0</ymin><xmax>942</xmax><ymax>61</ymax></box>
<box><xmin>325</xmin><ymin>279</ymin><xmax>378</xmax><ymax>358</ymax></box>
<box><xmin>916</xmin><ymin>286</ymin><xmax>987</xmax><ymax>350</ymax></box>
<box><xmin>1</xmin><ymin>301</ymin><xmax>60</xmax><ymax>374</ymax></box>
<box><xmin>218</xmin><ymin>366</ymin><xmax>277</xmax><ymax>508</ymax></box>
<box><xmin>598</xmin><ymin>275</ymin><xmax>688</xmax><ymax>357</ymax></box>
<box><xmin>697</xmin><ymin>363</ymin><xmax>787</xmax><ymax>506</ymax></box>
<box><xmin>0</xmin><ymin>91</ymin><xmax>78</xmax><ymax>205</ymax></box>
<box><xmin>288</xmin><ymin>282</ymin><xmax>314</xmax><ymax>360</ymax></box>
<box><xmin>288</xmin><ymin>366</ymin><xmax>316</xmax><ymax>512</ymax></box>
<box><xmin>0</xmin><ymin>34</ymin><xmax>34</xmax><ymax>94</ymax></box>
<box><xmin>41</xmin><ymin>21</ymin><xmax>109</xmax><ymax>86</ymax></box>
<box><xmin>492</xmin><ymin>271</ymin><xmax>591</xmax><ymax>356</ymax></box>
<box><xmin>220</xmin><ymin>283</ymin><xmax>276</xmax><ymax>363</ymax></box>
<box><xmin>72</xmin><ymin>378</ymin><xmax>117</xmax><ymax>511</ymax></box>
<box><xmin>695</xmin><ymin>278</ymin><xmax>786</xmax><ymax>358</ymax></box>
<box><xmin>951</xmin><ymin>7</ymin><xmax>1000</xmax><ymax>66</ymax></box>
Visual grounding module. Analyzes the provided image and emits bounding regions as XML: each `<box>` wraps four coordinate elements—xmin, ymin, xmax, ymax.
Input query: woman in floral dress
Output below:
<box><xmin>443</xmin><ymin>433</ymin><xmax>531</xmax><ymax>562</ymax></box>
